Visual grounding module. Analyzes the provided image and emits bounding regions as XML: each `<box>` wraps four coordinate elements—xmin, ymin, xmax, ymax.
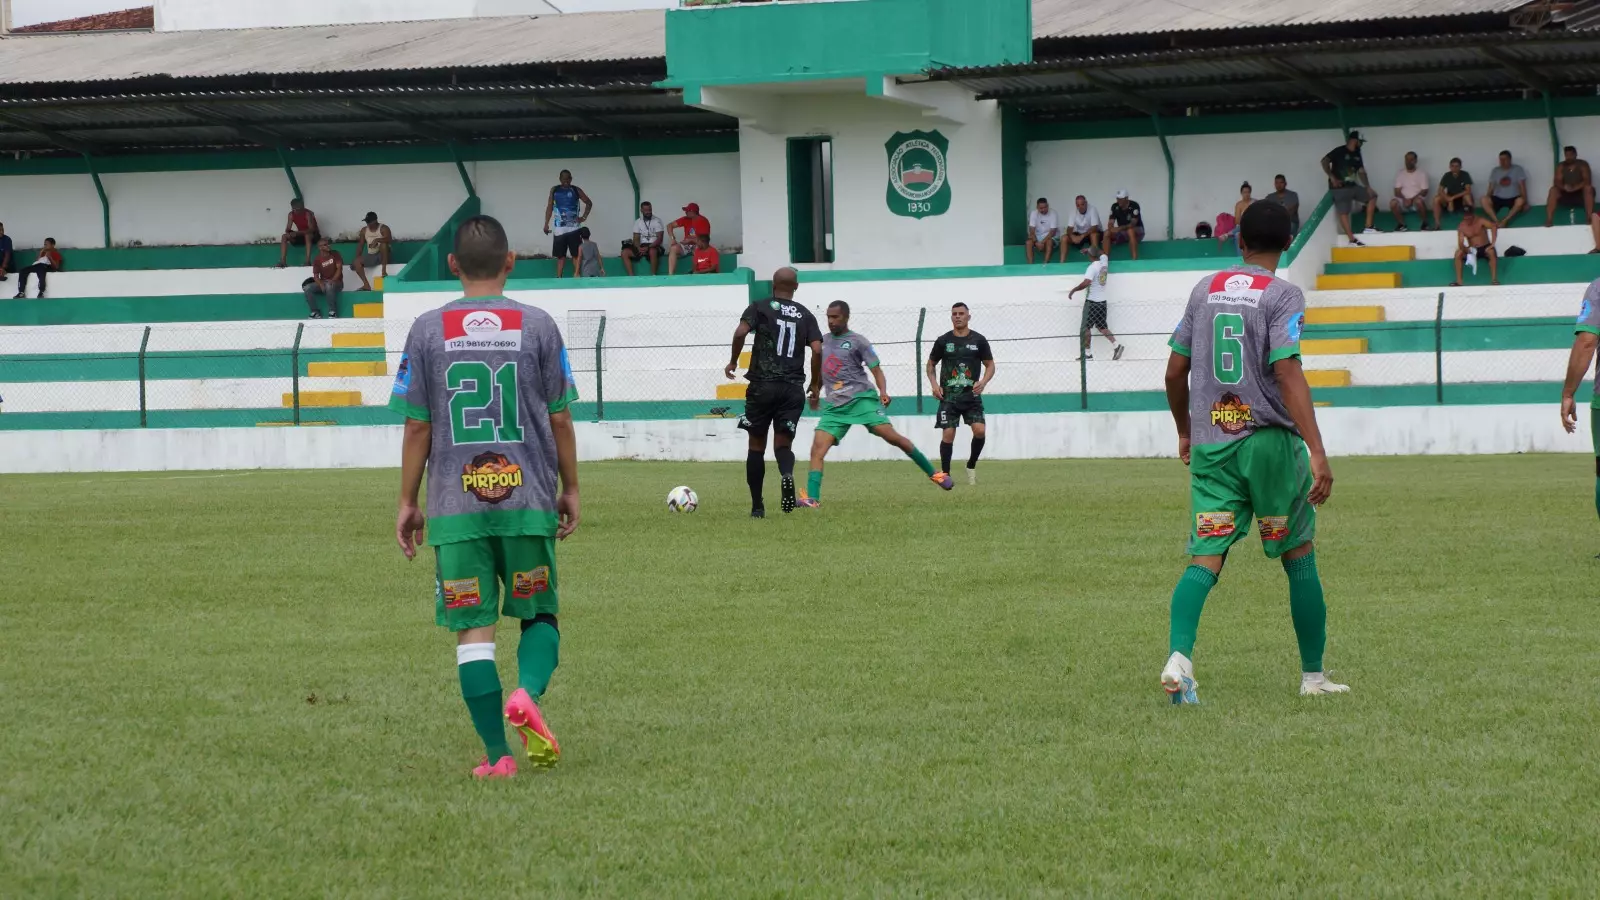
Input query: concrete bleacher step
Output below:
<box><xmin>283</xmin><ymin>391</ymin><xmax>364</xmax><ymax>407</ymax></box>
<box><xmin>1316</xmin><ymin>272</ymin><xmax>1402</xmax><ymax>290</ymax></box>
<box><xmin>1331</xmin><ymin>245</ymin><xmax>1416</xmax><ymax>263</ymax></box>
<box><xmin>353</xmin><ymin>303</ymin><xmax>384</xmax><ymax>319</ymax></box>
<box><xmin>307</xmin><ymin>361</ymin><xmax>388</xmax><ymax>377</ymax></box>
<box><xmin>332</xmin><ymin>332</ymin><xmax>386</xmax><ymax>348</ymax></box>
<box><xmin>739</xmin><ymin>351</ymin><xmax>751</xmax><ymax>368</ymax></box>
<box><xmin>1305</xmin><ymin>306</ymin><xmax>1387</xmax><ymax>325</ymax></box>
<box><xmin>716</xmin><ymin>383</ymin><xmax>748</xmax><ymax>400</ymax></box>
<box><xmin>1305</xmin><ymin>370</ymin><xmax>1353</xmax><ymax>388</ymax></box>
<box><xmin>1302</xmin><ymin>338</ymin><xmax>1369</xmax><ymax>355</ymax></box>
<box><xmin>1322</xmin><ymin>253</ymin><xmax>1600</xmax><ymax>287</ymax></box>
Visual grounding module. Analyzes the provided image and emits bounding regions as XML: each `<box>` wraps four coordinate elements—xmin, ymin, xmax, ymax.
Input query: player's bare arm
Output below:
<box><xmin>551</xmin><ymin>408</ymin><xmax>581</xmax><ymax>540</ymax></box>
<box><xmin>543</xmin><ymin>188</ymin><xmax>555</xmax><ymax>234</ymax></box>
<box><xmin>396</xmin><ymin>417</ymin><xmax>431</xmax><ymax>559</ymax></box>
<box><xmin>808</xmin><ymin>340</ymin><xmax>823</xmax><ymax>409</ymax></box>
<box><xmin>1322</xmin><ymin>154</ymin><xmax>1341</xmax><ymax>186</ymax></box>
<box><xmin>1163</xmin><ymin>351</ymin><xmax>1192</xmax><ymax>465</ymax></box>
<box><xmin>1068</xmin><ymin>278</ymin><xmax>1090</xmax><ymax>299</ymax></box>
<box><xmin>1561</xmin><ymin>331</ymin><xmax>1598</xmax><ymax>433</ymax></box>
<box><xmin>872</xmin><ymin>364</ymin><xmax>891</xmax><ymax>406</ymax></box>
<box><xmin>925</xmin><ymin>356</ymin><xmax>944</xmax><ymax>401</ymax></box>
<box><xmin>975</xmin><ymin>358</ymin><xmax>996</xmax><ymax>396</ymax></box>
<box><xmin>577</xmin><ymin>188</ymin><xmax>594</xmax><ymax>223</ymax></box>
<box><xmin>725</xmin><ymin>321</ymin><xmax>752</xmax><ymax>379</ymax></box>
<box><xmin>1273</xmin><ymin>357</ymin><xmax>1334</xmax><ymax>505</ymax></box>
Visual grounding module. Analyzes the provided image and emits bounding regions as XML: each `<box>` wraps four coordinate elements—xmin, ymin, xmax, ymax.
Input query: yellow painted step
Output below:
<box><xmin>307</xmin><ymin>361</ymin><xmax>387</xmax><ymax>377</ymax></box>
<box><xmin>1330</xmin><ymin>245</ymin><xmax>1416</xmax><ymax>263</ymax></box>
<box><xmin>353</xmin><ymin>303</ymin><xmax>384</xmax><ymax>319</ymax></box>
<box><xmin>1314</xmin><ymin>401</ymin><xmax>1333</xmax><ymax>408</ymax></box>
<box><xmin>738</xmin><ymin>351</ymin><xmax>751</xmax><ymax>368</ymax></box>
<box><xmin>257</xmin><ymin>421</ymin><xmax>335</xmax><ymax>427</ymax></box>
<box><xmin>1301</xmin><ymin>338</ymin><xmax>1369</xmax><ymax>355</ymax></box>
<box><xmin>1316</xmin><ymin>272</ymin><xmax>1402</xmax><ymax>290</ymax></box>
<box><xmin>283</xmin><ymin>391</ymin><xmax>363</xmax><ymax>407</ymax></box>
<box><xmin>332</xmin><ymin>332</ymin><xmax>386</xmax><ymax>348</ymax></box>
<box><xmin>1305</xmin><ymin>306</ymin><xmax>1387</xmax><ymax>325</ymax></box>
<box><xmin>1305</xmin><ymin>370</ymin><xmax>1353</xmax><ymax>388</ymax></box>
<box><xmin>716</xmin><ymin>383</ymin><xmax>748</xmax><ymax>400</ymax></box>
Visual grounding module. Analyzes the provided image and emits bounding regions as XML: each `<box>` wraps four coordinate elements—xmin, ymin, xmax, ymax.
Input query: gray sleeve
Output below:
<box><xmin>1267</xmin><ymin>284</ymin><xmax>1307</xmax><ymax>364</ymax></box>
<box><xmin>387</xmin><ymin>320</ymin><xmax>432</xmax><ymax>421</ymax></box>
<box><xmin>1169</xmin><ymin>283</ymin><xmax>1202</xmax><ymax>356</ymax></box>
<box><xmin>540</xmin><ymin>321</ymin><xmax>578</xmax><ymax>414</ymax></box>
<box><xmin>1577</xmin><ymin>280</ymin><xmax>1600</xmax><ymax>335</ymax></box>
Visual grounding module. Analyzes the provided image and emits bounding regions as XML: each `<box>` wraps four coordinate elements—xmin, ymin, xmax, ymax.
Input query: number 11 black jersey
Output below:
<box><xmin>742</xmin><ymin>297</ymin><xmax>823</xmax><ymax>386</ymax></box>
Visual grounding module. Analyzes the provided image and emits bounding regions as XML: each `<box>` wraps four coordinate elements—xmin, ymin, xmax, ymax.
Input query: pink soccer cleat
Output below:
<box><xmin>505</xmin><ymin>688</ymin><xmax>561</xmax><ymax>769</ymax></box>
<box><xmin>796</xmin><ymin>497</ymin><xmax>820</xmax><ymax>509</ymax></box>
<box><xmin>472</xmin><ymin>755</ymin><xmax>517</xmax><ymax>779</ymax></box>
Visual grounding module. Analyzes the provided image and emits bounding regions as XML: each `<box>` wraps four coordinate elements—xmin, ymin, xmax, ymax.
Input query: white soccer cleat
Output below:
<box><xmin>1299</xmin><ymin>672</ymin><xmax>1351</xmax><ymax>696</ymax></box>
<box><xmin>1161</xmin><ymin>651</ymin><xmax>1199</xmax><ymax>705</ymax></box>
<box><xmin>967</xmin><ymin>469</ymin><xmax>977</xmax><ymax>486</ymax></box>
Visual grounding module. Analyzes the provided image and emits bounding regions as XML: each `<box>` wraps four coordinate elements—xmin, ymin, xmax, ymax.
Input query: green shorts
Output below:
<box><xmin>1591</xmin><ymin>403</ymin><xmax>1599</xmax><ymax>458</ymax></box>
<box><xmin>1188</xmin><ymin>427</ymin><xmax>1316</xmax><ymax>559</ymax></box>
<box><xmin>817</xmin><ymin>394</ymin><xmax>891</xmax><ymax>442</ymax></box>
<box><xmin>433</xmin><ymin>535</ymin><xmax>559</xmax><ymax>632</ymax></box>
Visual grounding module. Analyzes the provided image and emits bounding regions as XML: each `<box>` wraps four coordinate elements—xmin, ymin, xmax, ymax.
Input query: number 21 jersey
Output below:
<box><xmin>1169</xmin><ymin>266</ymin><xmax>1305</xmax><ymax>447</ymax></box>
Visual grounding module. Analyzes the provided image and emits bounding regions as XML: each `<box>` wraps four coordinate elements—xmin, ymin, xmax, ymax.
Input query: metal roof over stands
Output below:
<box><xmin>1029</xmin><ymin>0</ymin><xmax>1532</xmax><ymax>39</ymax></box>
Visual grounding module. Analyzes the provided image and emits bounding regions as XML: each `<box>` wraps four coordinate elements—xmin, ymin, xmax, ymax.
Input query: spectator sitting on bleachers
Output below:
<box><xmin>304</xmin><ymin>237</ymin><xmax>343</xmax><ymax>319</ymax></box>
<box><xmin>277</xmin><ymin>198</ymin><xmax>321</xmax><ymax>268</ymax></box>
<box><xmin>621</xmin><ymin>201</ymin><xmax>665</xmax><ymax>276</ymax></box>
<box><xmin>0</xmin><ymin>222</ymin><xmax>11</xmax><ymax>283</ymax></box>
<box><xmin>668</xmin><ymin>203</ymin><xmax>711</xmax><ymax>275</ymax></box>
<box><xmin>1266</xmin><ymin>175</ymin><xmax>1301</xmax><ymax>237</ymax></box>
<box><xmin>1546</xmin><ymin>145</ymin><xmax>1594</xmax><ymax>227</ymax></box>
<box><xmin>1452</xmin><ymin>207</ymin><xmax>1499</xmax><ymax>287</ymax></box>
<box><xmin>12</xmin><ymin>238</ymin><xmax>60</xmax><ymax>299</ymax></box>
<box><xmin>1390</xmin><ymin>151</ymin><xmax>1431</xmax><ymax>231</ymax></box>
<box><xmin>1483</xmin><ymin>150</ymin><xmax>1528</xmax><ymax>228</ymax></box>
<box><xmin>1432</xmin><ymin>158</ymin><xmax>1474</xmax><ymax>230</ymax></box>
<box><xmin>1105</xmin><ymin>189</ymin><xmax>1144</xmax><ymax>260</ymax></box>
<box><xmin>575</xmin><ymin>227</ymin><xmax>605</xmax><ymax>278</ymax></box>
<box><xmin>1062</xmin><ymin>195</ymin><xmax>1102</xmax><ymax>260</ymax></box>
<box><xmin>1025</xmin><ymin>197</ymin><xmax>1058</xmax><ymax>264</ymax></box>
<box><xmin>1232</xmin><ymin>183</ymin><xmax>1255</xmax><ymax>253</ymax></box>
<box><xmin>691</xmin><ymin>232</ymin><xmax>721</xmax><ymax>275</ymax></box>
<box><xmin>1323</xmin><ymin>130</ymin><xmax>1379</xmax><ymax>246</ymax></box>
<box><xmin>352</xmin><ymin>211</ymin><xmax>391</xmax><ymax>291</ymax></box>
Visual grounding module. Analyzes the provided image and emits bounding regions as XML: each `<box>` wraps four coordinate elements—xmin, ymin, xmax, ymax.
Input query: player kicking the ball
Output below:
<box><xmin>391</xmin><ymin>214</ymin><xmax>581</xmax><ymax>778</ymax></box>
<box><xmin>798</xmin><ymin>300</ymin><xmax>953</xmax><ymax>507</ymax></box>
<box><xmin>1160</xmin><ymin>201</ymin><xmax>1346</xmax><ymax>703</ymax></box>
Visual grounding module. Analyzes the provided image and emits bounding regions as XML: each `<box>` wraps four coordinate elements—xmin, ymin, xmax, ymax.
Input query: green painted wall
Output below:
<box><xmin>8</xmin><ymin>242</ymin><xmax>421</xmax><ymax>273</ymax></box>
<box><xmin>0</xmin><ymin>292</ymin><xmax>373</xmax><ymax>326</ymax></box>
<box><xmin>664</xmin><ymin>0</ymin><xmax>1029</xmax><ymax>87</ymax></box>
<box><xmin>0</xmin><ymin>348</ymin><xmax>384</xmax><ymax>383</ymax></box>
<box><xmin>1000</xmin><ymin>106</ymin><xmax>1028</xmax><ymax>247</ymax></box>
<box><xmin>1324</xmin><ymin>253</ymin><xmax>1600</xmax><ymax>288</ymax></box>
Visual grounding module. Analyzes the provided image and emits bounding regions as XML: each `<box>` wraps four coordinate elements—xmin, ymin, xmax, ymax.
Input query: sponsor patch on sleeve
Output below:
<box><xmin>1257</xmin><ymin>516</ymin><xmax>1290</xmax><ymax>542</ymax></box>
<box><xmin>391</xmin><ymin>353</ymin><xmax>412</xmax><ymax>395</ymax></box>
<box><xmin>442</xmin><ymin>577</ymin><xmax>482</xmax><ymax>609</ymax></box>
<box><xmin>1196</xmin><ymin>511</ymin><xmax>1237</xmax><ymax>538</ymax></box>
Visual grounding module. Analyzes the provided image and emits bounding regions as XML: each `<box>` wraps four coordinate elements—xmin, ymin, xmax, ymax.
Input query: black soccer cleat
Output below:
<box><xmin>751</xmin><ymin>506</ymin><xmax>765</xmax><ymax>518</ymax></box>
<box><xmin>781</xmin><ymin>476</ymin><xmax>796</xmax><ymax>513</ymax></box>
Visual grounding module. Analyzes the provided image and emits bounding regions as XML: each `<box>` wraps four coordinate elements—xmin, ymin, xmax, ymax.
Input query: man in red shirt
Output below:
<box><xmin>13</xmin><ymin>238</ymin><xmax>61</xmax><ymax>299</ymax></box>
<box><xmin>277</xmin><ymin>198</ymin><xmax>322</xmax><ymax>269</ymax></box>
<box><xmin>667</xmin><ymin>202</ymin><xmax>711</xmax><ymax>275</ymax></box>
<box><xmin>303</xmin><ymin>237</ymin><xmax>344</xmax><ymax>319</ymax></box>
<box><xmin>690</xmin><ymin>233</ymin><xmax>721</xmax><ymax>275</ymax></box>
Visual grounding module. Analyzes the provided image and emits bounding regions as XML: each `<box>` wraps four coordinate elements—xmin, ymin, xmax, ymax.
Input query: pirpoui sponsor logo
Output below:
<box><xmin>461</xmin><ymin>452</ymin><xmax>522</xmax><ymax>503</ymax></box>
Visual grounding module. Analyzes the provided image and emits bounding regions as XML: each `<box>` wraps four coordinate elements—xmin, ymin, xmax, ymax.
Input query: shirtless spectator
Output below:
<box><xmin>1390</xmin><ymin>152</ymin><xmax>1431</xmax><ymax>231</ymax></box>
<box><xmin>1105</xmin><ymin>190</ymin><xmax>1144</xmax><ymax>260</ymax></box>
<box><xmin>1061</xmin><ymin>195</ymin><xmax>1103</xmax><ymax>260</ymax></box>
<box><xmin>1025</xmin><ymin>197</ymin><xmax>1059</xmax><ymax>264</ymax></box>
<box><xmin>1482</xmin><ymin>150</ymin><xmax>1528</xmax><ymax>228</ymax></box>
<box><xmin>352</xmin><ymin>211</ymin><xmax>391</xmax><ymax>291</ymax></box>
<box><xmin>1546</xmin><ymin>145</ymin><xmax>1595</xmax><ymax>226</ymax></box>
<box><xmin>1452</xmin><ymin>207</ymin><xmax>1499</xmax><ymax>286</ymax></box>
<box><xmin>277</xmin><ymin>198</ymin><xmax>320</xmax><ymax>268</ymax></box>
<box><xmin>1432</xmin><ymin>158</ymin><xmax>1474</xmax><ymax>230</ymax></box>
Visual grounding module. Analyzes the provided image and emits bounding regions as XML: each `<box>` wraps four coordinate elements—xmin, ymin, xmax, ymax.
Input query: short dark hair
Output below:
<box><xmin>453</xmin><ymin>215</ymin><xmax>510</xmax><ymax>280</ymax></box>
<box><xmin>290</xmin><ymin>197</ymin><xmax>304</xmax><ymax>207</ymax></box>
<box><xmin>1566</xmin><ymin>145</ymin><xmax>1578</xmax><ymax>153</ymax></box>
<box><xmin>1075</xmin><ymin>194</ymin><xmax>1086</xmax><ymax>202</ymax></box>
<box><xmin>952</xmin><ymin>302</ymin><xmax>969</xmax><ymax>310</ymax></box>
<box><xmin>1450</xmin><ymin>157</ymin><xmax>1462</xmax><ymax>165</ymax></box>
<box><xmin>1274</xmin><ymin>174</ymin><xmax>1286</xmax><ymax>181</ymax></box>
<box><xmin>1500</xmin><ymin>149</ymin><xmax>1512</xmax><ymax>157</ymax></box>
<box><xmin>1036</xmin><ymin>197</ymin><xmax>1048</xmax><ymax>205</ymax></box>
<box><xmin>1238</xmin><ymin>201</ymin><xmax>1292</xmax><ymax>254</ymax></box>
<box><xmin>641</xmin><ymin>200</ymin><xmax>653</xmax><ymax>207</ymax></box>
<box><xmin>828</xmin><ymin>300</ymin><xmax>851</xmax><ymax>317</ymax></box>
<box><xmin>43</xmin><ymin>237</ymin><xmax>55</xmax><ymax>245</ymax></box>
<box><xmin>559</xmin><ymin>169</ymin><xmax>572</xmax><ymax>178</ymax></box>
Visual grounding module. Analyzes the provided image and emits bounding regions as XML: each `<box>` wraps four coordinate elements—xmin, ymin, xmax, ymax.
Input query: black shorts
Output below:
<box><xmin>1557</xmin><ymin>188</ymin><xmax>1588</xmax><ymax>208</ymax></box>
<box><xmin>1491</xmin><ymin>195</ymin><xmax>1520</xmax><ymax>213</ymax></box>
<box><xmin>552</xmin><ymin>230</ymin><xmax>582</xmax><ymax>258</ymax></box>
<box><xmin>936</xmin><ymin>393</ymin><xmax>985</xmax><ymax>428</ymax></box>
<box><xmin>1440</xmin><ymin>196</ymin><xmax>1468</xmax><ymax>213</ymax></box>
<box><xmin>286</xmin><ymin>230</ymin><xmax>321</xmax><ymax>246</ymax></box>
<box><xmin>738</xmin><ymin>381</ymin><xmax>805</xmax><ymax>436</ymax></box>
<box><xmin>1083</xmin><ymin>300</ymin><xmax>1109</xmax><ymax>330</ymax></box>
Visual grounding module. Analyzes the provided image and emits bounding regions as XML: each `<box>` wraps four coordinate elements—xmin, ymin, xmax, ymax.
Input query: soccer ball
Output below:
<box><xmin>666</xmin><ymin>486</ymin><xmax>698</xmax><ymax>512</ymax></box>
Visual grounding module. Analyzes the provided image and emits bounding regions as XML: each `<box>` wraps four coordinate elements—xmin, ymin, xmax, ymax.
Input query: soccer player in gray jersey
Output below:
<box><xmin>797</xmin><ymin>301</ymin><xmax>954</xmax><ymax>506</ymax></box>
<box><xmin>1560</xmin><ymin>276</ymin><xmax>1600</xmax><ymax>540</ymax></box>
<box><xmin>1160</xmin><ymin>201</ymin><xmax>1344</xmax><ymax>703</ymax></box>
<box><xmin>390</xmin><ymin>215</ymin><xmax>581</xmax><ymax>778</ymax></box>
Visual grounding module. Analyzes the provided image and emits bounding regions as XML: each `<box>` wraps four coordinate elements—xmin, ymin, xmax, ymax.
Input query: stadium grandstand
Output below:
<box><xmin>2</xmin><ymin>0</ymin><xmax>1600</xmax><ymax>463</ymax></box>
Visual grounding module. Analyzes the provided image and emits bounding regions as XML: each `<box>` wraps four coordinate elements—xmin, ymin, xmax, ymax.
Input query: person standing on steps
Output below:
<box><xmin>1322</xmin><ymin>131</ymin><xmax>1378</xmax><ymax>246</ymax></box>
<box><xmin>543</xmin><ymin>169</ymin><xmax>593</xmax><ymax>279</ymax></box>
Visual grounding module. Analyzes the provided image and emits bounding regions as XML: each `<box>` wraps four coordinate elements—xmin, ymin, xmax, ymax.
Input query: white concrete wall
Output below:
<box><xmin>0</xmin><ymin>155</ymin><xmax>740</xmax><ymax>254</ymax></box>
<box><xmin>154</xmin><ymin>0</ymin><xmax>559</xmax><ymax>30</ymax></box>
<box><xmin>2</xmin><ymin>404</ymin><xmax>1590</xmax><ymax>473</ymax></box>
<box><xmin>736</xmin><ymin>83</ymin><xmax>1004</xmax><ymax>274</ymax></box>
<box><xmin>1028</xmin><ymin>114</ymin><xmax>1600</xmax><ymax>253</ymax></box>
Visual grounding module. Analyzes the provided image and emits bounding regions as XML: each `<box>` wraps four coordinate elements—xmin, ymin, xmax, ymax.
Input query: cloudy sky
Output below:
<box><xmin>10</xmin><ymin>0</ymin><xmax>679</xmax><ymax>27</ymax></box>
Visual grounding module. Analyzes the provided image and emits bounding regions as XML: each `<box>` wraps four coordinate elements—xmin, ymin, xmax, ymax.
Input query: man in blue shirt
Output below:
<box><xmin>543</xmin><ymin>169</ymin><xmax>593</xmax><ymax>279</ymax></box>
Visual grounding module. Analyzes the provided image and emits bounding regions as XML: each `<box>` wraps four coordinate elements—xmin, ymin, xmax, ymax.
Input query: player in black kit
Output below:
<box><xmin>725</xmin><ymin>267</ymin><xmax>824</xmax><ymax>516</ymax></box>
<box><xmin>925</xmin><ymin>302</ymin><xmax>996</xmax><ymax>485</ymax></box>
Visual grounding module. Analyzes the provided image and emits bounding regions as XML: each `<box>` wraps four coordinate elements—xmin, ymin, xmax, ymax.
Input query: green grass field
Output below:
<box><xmin>3</xmin><ymin>456</ymin><xmax>1598</xmax><ymax>896</ymax></box>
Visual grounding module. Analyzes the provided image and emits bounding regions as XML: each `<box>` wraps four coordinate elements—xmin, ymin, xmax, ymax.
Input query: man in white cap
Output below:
<box><xmin>1105</xmin><ymin>189</ymin><xmax>1144</xmax><ymax>261</ymax></box>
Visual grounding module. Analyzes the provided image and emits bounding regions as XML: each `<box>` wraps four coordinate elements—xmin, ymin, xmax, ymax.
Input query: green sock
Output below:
<box><xmin>517</xmin><ymin>620</ymin><xmax>560</xmax><ymax>699</ymax></box>
<box><xmin>1168</xmin><ymin>565</ymin><xmax>1218</xmax><ymax>657</ymax></box>
<box><xmin>905</xmin><ymin>446</ymin><xmax>936</xmax><ymax>477</ymax></box>
<box><xmin>457</xmin><ymin>653</ymin><xmax>512</xmax><ymax>763</ymax></box>
<box><xmin>1284</xmin><ymin>551</ymin><xmax>1327</xmax><ymax>673</ymax></box>
<box><xmin>1593</xmin><ymin>477</ymin><xmax>1599</xmax><ymax>523</ymax></box>
<box><xmin>807</xmin><ymin>469</ymin><xmax>823</xmax><ymax>500</ymax></box>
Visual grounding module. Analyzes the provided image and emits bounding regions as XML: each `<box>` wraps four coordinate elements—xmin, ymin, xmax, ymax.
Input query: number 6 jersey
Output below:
<box><xmin>388</xmin><ymin>296</ymin><xmax>579</xmax><ymax>544</ymax></box>
<box><xmin>1169</xmin><ymin>266</ymin><xmax>1306</xmax><ymax>447</ymax></box>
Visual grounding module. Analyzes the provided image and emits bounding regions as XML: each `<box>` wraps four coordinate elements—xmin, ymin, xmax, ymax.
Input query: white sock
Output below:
<box><xmin>457</xmin><ymin>642</ymin><xmax>495</xmax><ymax>665</ymax></box>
